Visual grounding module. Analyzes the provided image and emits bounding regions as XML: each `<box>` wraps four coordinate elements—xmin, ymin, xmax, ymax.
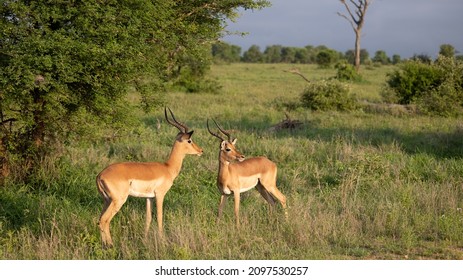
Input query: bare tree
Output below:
<box><xmin>338</xmin><ymin>0</ymin><xmax>371</xmax><ymax>72</ymax></box>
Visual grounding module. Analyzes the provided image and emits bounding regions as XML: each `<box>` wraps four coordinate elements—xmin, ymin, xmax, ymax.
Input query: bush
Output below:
<box><xmin>300</xmin><ymin>80</ymin><xmax>358</xmax><ymax>111</ymax></box>
<box><xmin>383</xmin><ymin>56</ymin><xmax>463</xmax><ymax>116</ymax></box>
<box><xmin>335</xmin><ymin>62</ymin><xmax>362</xmax><ymax>82</ymax></box>
<box><xmin>384</xmin><ymin>60</ymin><xmax>445</xmax><ymax>104</ymax></box>
<box><xmin>315</xmin><ymin>49</ymin><xmax>339</xmax><ymax>68</ymax></box>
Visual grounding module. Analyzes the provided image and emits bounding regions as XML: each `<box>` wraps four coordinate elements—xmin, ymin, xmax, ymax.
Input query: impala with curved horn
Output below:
<box><xmin>207</xmin><ymin>119</ymin><xmax>287</xmax><ymax>228</ymax></box>
<box><xmin>96</xmin><ymin>107</ymin><xmax>203</xmax><ymax>247</ymax></box>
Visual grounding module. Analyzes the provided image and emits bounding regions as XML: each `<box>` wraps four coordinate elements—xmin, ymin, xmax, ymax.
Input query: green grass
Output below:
<box><xmin>1</xmin><ymin>63</ymin><xmax>463</xmax><ymax>259</ymax></box>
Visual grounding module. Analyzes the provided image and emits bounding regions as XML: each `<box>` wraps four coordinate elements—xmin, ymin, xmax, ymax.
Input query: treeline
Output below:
<box><xmin>212</xmin><ymin>42</ymin><xmax>461</xmax><ymax>66</ymax></box>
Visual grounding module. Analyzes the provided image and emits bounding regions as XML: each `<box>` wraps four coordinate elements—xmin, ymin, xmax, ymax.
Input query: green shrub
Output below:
<box><xmin>418</xmin><ymin>78</ymin><xmax>463</xmax><ymax>117</ymax></box>
<box><xmin>335</xmin><ymin>62</ymin><xmax>362</xmax><ymax>82</ymax></box>
<box><xmin>384</xmin><ymin>60</ymin><xmax>445</xmax><ymax>104</ymax></box>
<box><xmin>315</xmin><ymin>49</ymin><xmax>339</xmax><ymax>68</ymax></box>
<box><xmin>383</xmin><ymin>56</ymin><xmax>463</xmax><ymax>116</ymax></box>
<box><xmin>300</xmin><ymin>80</ymin><xmax>358</xmax><ymax>111</ymax></box>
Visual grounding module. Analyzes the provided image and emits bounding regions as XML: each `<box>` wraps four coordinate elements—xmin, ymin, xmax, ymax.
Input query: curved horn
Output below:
<box><xmin>211</xmin><ymin>119</ymin><xmax>235</xmax><ymax>142</ymax></box>
<box><xmin>165</xmin><ymin>107</ymin><xmax>189</xmax><ymax>133</ymax></box>
<box><xmin>207</xmin><ymin>119</ymin><xmax>225</xmax><ymax>141</ymax></box>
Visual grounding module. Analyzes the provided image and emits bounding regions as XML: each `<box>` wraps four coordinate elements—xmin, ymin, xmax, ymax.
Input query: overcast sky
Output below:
<box><xmin>222</xmin><ymin>0</ymin><xmax>463</xmax><ymax>58</ymax></box>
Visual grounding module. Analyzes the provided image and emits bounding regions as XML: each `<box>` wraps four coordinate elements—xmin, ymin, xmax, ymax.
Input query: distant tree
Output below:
<box><xmin>372</xmin><ymin>50</ymin><xmax>391</xmax><ymax>65</ymax></box>
<box><xmin>360</xmin><ymin>49</ymin><xmax>371</xmax><ymax>64</ymax></box>
<box><xmin>242</xmin><ymin>45</ymin><xmax>264</xmax><ymax>63</ymax></box>
<box><xmin>439</xmin><ymin>44</ymin><xmax>456</xmax><ymax>58</ymax></box>
<box><xmin>338</xmin><ymin>0</ymin><xmax>371</xmax><ymax>72</ymax></box>
<box><xmin>304</xmin><ymin>45</ymin><xmax>317</xmax><ymax>63</ymax></box>
<box><xmin>345</xmin><ymin>48</ymin><xmax>369</xmax><ymax>65</ymax></box>
<box><xmin>281</xmin><ymin>47</ymin><xmax>297</xmax><ymax>63</ymax></box>
<box><xmin>392</xmin><ymin>54</ymin><xmax>402</xmax><ymax>65</ymax></box>
<box><xmin>412</xmin><ymin>53</ymin><xmax>432</xmax><ymax>64</ymax></box>
<box><xmin>344</xmin><ymin>50</ymin><xmax>355</xmax><ymax>64</ymax></box>
<box><xmin>316</xmin><ymin>49</ymin><xmax>339</xmax><ymax>68</ymax></box>
<box><xmin>264</xmin><ymin>45</ymin><xmax>283</xmax><ymax>63</ymax></box>
<box><xmin>294</xmin><ymin>48</ymin><xmax>310</xmax><ymax>64</ymax></box>
<box><xmin>212</xmin><ymin>42</ymin><xmax>242</xmax><ymax>63</ymax></box>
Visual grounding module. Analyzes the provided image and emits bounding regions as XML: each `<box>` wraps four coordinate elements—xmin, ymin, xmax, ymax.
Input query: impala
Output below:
<box><xmin>96</xmin><ymin>107</ymin><xmax>203</xmax><ymax>247</ymax></box>
<box><xmin>207</xmin><ymin>119</ymin><xmax>287</xmax><ymax>228</ymax></box>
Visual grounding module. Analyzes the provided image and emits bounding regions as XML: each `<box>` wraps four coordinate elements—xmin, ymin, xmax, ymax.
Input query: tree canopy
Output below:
<box><xmin>0</xmin><ymin>0</ymin><xmax>270</xmax><ymax>178</ymax></box>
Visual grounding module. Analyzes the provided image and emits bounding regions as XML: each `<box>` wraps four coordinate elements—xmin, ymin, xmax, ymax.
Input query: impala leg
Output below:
<box><xmin>233</xmin><ymin>191</ymin><xmax>241</xmax><ymax>229</ymax></box>
<box><xmin>99</xmin><ymin>197</ymin><xmax>127</xmax><ymax>247</ymax></box>
<box><xmin>155</xmin><ymin>194</ymin><xmax>165</xmax><ymax>234</ymax></box>
<box><xmin>218</xmin><ymin>194</ymin><xmax>227</xmax><ymax>221</ymax></box>
<box><xmin>256</xmin><ymin>184</ymin><xmax>276</xmax><ymax>206</ymax></box>
<box><xmin>145</xmin><ymin>198</ymin><xmax>153</xmax><ymax>238</ymax></box>
<box><xmin>268</xmin><ymin>187</ymin><xmax>288</xmax><ymax>219</ymax></box>
<box><xmin>98</xmin><ymin>198</ymin><xmax>112</xmax><ymax>247</ymax></box>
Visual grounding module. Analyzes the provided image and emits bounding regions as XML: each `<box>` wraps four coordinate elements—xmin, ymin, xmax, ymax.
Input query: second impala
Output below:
<box><xmin>207</xmin><ymin>119</ymin><xmax>287</xmax><ymax>228</ymax></box>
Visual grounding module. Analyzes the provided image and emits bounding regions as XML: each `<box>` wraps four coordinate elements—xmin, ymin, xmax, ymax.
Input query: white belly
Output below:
<box><xmin>128</xmin><ymin>179</ymin><xmax>161</xmax><ymax>198</ymax></box>
<box><xmin>222</xmin><ymin>177</ymin><xmax>259</xmax><ymax>195</ymax></box>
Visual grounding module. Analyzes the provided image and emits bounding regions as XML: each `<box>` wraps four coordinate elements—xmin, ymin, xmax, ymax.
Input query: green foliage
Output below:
<box><xmin>315</xmin><ymin>49</ymin><xmax>340</xmax><ymax>68</ymax></box>
<box><xmin>439</xmin><ymin>44</ymin><xmax>456</xmax><ymax>58</ymax></box>
<box><xmin>242</xmin><ymin>45</ymin><xmax>264</xmax><ymax>63</ymax></box>
<box><xmin>384</xmin><ymin>60</ymin><xmax>445</xmax><ymax>104</ymax></box>
<box><xmin>392</xmin><ymin>54</ymin><xmax>402</xmax><ymax>65</ymax></box>
<box><xmin>383</xmin><ymin>56</ymin><xmax>463</xmax><ymax>116</ymax></box>
<box><xmin>0</xmin><ymin>0</ymin><xmax>270</xmax><ymax>179</ymax></box>
<box><xmin>211</xmin><ymin>42</ymin><xmax>242</xmax><ymax>63</ymax></box>
<box><xmin>345</xmin><ymin>49</ymin><xmax>370</xmax><ymax>65</ymax></box>
<box><xmin>372</xmin><ymin>50</ymin><xmax>391</xmax><ymax>65</ymax></box>
<box><xmin>300</xmin><ymin>80</ymin><xmax>358</xmax><ymax>111</ymax></box>
<box><xmin>335</xmin><ymin>61</ymin><xmax>362</xmax><ymax>82</ymax></box>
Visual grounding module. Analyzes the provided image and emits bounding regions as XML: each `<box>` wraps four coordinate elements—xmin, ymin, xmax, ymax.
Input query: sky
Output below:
<box><xmin>222</xmin><ymin>0</ymin><xmax>463</xmax><ymax>58</ymax></box>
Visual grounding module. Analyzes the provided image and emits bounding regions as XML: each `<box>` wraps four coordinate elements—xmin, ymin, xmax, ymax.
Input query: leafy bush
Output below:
<box><xmin>315</xmin><ymin>49</ymin><xmax>339</xmax><ymax>68</ymax></box>
<box><xmin>335</xmin><ymin>61</ymin><xmax>362</xmax><ymax>82</ymax></box>
<box><xmin>383</xmin><ymin>56</ymin><xmax>463</xmax><ymax>116</ymax></box>
<box><xmin>300</xmin><ymin>80</ymin><xmax>358</xmax><ymax>111</ymax></box>
<box><xmin>384</xmin><ymin>60</ymin><xmax>445</xmax><ymax>104</ymax></box>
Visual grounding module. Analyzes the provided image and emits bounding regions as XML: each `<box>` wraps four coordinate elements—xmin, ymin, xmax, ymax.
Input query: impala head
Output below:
<box><xmin>165</xmin><ymin>107</ymin><xmax>203</xmax><ymax>156</ymax></box>
<box><xmin>207</xmin><ymin>119</ymin><xmax>245</xmax><ymax>162</ymax></box>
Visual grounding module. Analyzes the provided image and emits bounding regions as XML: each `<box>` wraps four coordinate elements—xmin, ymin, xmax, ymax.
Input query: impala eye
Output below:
<box><xmin>225</xmin><ymin>148</ymin><xmax>231</xmax><ymax>152</ymax></box>
<box><xmin>187</xmin><ymin>139</ymin><xmax>192</xmax><ymax>144</ymax></box>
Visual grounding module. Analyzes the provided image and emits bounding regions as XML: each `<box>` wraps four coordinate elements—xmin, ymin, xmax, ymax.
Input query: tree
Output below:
<box><xmin>338</xmin><ymin>0</ymin><xmax>371</xmax><ymax>72</ymax></box>
<box><xmin>372</xmin><ymin>50</ymin><xmax>391</xmax><ymax>65</ymax></box>
<box><xmin>439</xmin><ymin>44</ymin><xmax>456</xmax><ymax>58</ymax></box>
<box><xmin>242</xmin><ymin>45</ymin><xmax>264</xmax><ymax>63</ymax></box>
<box><xmin>281</xmin><ymin>47</ymin><xmax>297</xmax><ymax>63</ymax></box>
<box><xmin>316</xmin><ymin>49</ymin><xmax>339</xmax><ymax>68</ymax></box>
<box><xmin>360</xmin><ymin>49</ymin><xmax>371</xmax><ymax>64</ymax></box>
<box><xmin>294</xmin><ymin>48</ymin><xmax>310</xmax><ymax>64</ymax></box>
<box><xmin>392</xmin><ymin>54</ymin><xmax>402</xmax><ymax>65</ymax></box>
<box><xmin>264</xmin><ymin>45</ymin><xmax>283</xmax><ymax>63</ymax></box>
<box><xmin>0</xmin><ymin>0</ymin><xmax>270</xmax><ymax>179</ymax></box>
<box><xmin>212</xmin><ymin>42</ymin><xmax>242</xmax><ymax>63</ymax></box>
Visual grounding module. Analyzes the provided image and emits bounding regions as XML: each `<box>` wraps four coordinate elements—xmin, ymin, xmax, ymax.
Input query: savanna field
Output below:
<box><xmin>1</xmin><ymin>63</ymin><xmax>463</xmax><ymax>259</ymax></box>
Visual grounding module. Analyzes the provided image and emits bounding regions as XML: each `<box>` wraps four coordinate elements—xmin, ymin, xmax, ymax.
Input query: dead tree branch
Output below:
<box><xmin>283</xmin><ymin>68</ymin><xmax>311</xmax><ymax>84</ymax></box>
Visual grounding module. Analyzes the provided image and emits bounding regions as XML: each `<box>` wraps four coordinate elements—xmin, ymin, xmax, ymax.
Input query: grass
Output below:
<box><xmin>1</xmin><ymin>63</ymin><xmax>463</xmax><ymax>259</ymax></box>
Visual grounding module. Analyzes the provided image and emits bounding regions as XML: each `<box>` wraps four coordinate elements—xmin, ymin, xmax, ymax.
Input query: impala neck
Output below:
<box><xmin>218</xmin><ymin>151</ymin><xmax>231</xmax><ymax>176</ymax></box>
<box><xmin>165</xmin><ymin>141</ymin><xmax>186</xmax><ymax>178</ymax></box>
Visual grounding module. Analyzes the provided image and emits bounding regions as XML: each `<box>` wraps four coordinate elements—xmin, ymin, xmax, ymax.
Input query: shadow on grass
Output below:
<box><xmin>220</xmin><ymin>118</ymin><xmax>463</xmax><ymax>160</ymax></box>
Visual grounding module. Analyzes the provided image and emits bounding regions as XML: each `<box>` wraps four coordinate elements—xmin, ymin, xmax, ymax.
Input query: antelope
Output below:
<box><xmin>96</xmin><ymin>107</ymin><xmax>203</xmax><ymax>247</ymax></box>
<box><xmin>207</xmin><ymin>119</ymin><xmax>287</xmax><ymax>228</ymax></box>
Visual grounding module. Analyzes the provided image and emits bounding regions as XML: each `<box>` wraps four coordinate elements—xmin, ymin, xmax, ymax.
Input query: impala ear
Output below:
<box><xmin>220</xmin><ymin>141</ymin><xmax>227</xmax><ymax>150</ymax></box>
<box><xmin>231</xmin><ymin>138</ymin><xmax>237</xmax><ymax>145</ymax></box>
<box><xmin>176</xmin><ymin>130</ymin><xmax>193</xmax><ymax>142</ymax></box>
